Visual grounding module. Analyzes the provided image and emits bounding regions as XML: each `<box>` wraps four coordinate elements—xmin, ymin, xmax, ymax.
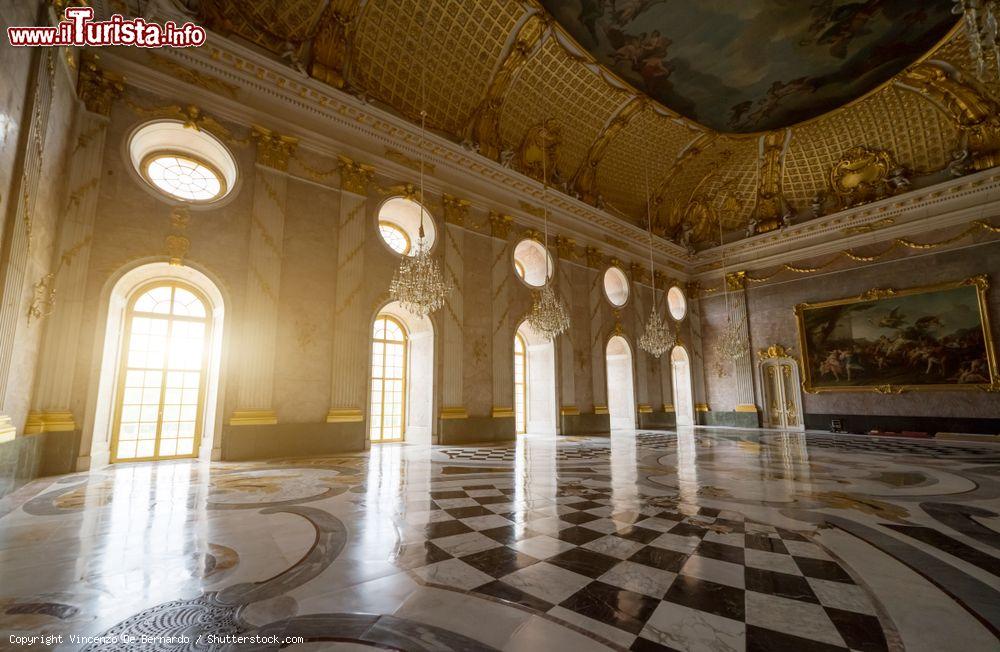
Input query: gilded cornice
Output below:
<box><xmin>101</xmin><ymin>12</ymin><xmax>996</xmax><ymax>284</ymax></box>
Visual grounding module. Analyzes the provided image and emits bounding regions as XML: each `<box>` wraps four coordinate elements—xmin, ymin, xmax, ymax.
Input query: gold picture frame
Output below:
<box><xmin>794</xmin><ymin>275</ymin><xmax>998</xmax><ymax>394</ymax></box>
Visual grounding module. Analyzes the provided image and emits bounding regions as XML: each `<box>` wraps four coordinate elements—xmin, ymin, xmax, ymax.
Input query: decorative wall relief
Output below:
<box><xmin>828</xmin><ymin>146</ymin><xmax>910</xmax><ymax>209</ymax></box>
<box><xmin>795</xmin><ymin>276</ymin><xmax>998</xmax><ymax>393</ymax></box>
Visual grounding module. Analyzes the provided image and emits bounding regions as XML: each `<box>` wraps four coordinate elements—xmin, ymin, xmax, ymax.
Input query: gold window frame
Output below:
<box><xmin>794</xmin><ymin>275</ymin><xmax>998</xmax><ymax>394</ymax></box>
<box><xmin>369</xmin><ymin>314</ymin><xmax>409</xmax><ymax>442</ymax></box>
<box><xmin>110</xmin><ymin>280</ymin><xmax>213</xmax><ymax>463</ymax></box>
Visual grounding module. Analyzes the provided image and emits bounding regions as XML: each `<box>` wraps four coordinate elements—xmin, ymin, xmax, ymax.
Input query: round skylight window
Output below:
<box><xmin>128</xmin><ymin>120</ymin><xmax>238</xmax><ymax>205</ymax></box>
<box><xmin>667</xmin><ymin>286</ymin><xmax>687</xmax><ymax>320</ymax></box>
<box><xmin>513</xmin><ymin>238</ymin><xmax>554</xmax><ymax>287</ymax></box>
<box><xmin>603</xmin><ymin>267</ymin><xmax>629</xmax><ymax>306</ymax></box>
<box><xmin>377</xmin><ymin>197</ymin><xmax>435</xmax><ymax>256</ymax></box>
<box><xmin>142</xmin><ymin>153</ymin><xmax>225</xmax><ymax>202</ymax></box>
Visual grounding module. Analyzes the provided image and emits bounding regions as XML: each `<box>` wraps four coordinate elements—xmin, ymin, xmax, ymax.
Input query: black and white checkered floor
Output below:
<box><xmin>4</xmin><ymin>428</ymin><xmax>999</xmax><ymax>651</ymax></box>
<box><xmin>395</xmin><ymin>481</ymin><xmax>886</xmax><ymax>651</ymax></box>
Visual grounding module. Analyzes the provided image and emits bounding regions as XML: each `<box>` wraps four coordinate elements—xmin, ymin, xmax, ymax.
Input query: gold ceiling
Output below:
<box><xmin>198</xmin><ymin>0</ymin><xmax>1000</xmax><ymax>247</ymax></box>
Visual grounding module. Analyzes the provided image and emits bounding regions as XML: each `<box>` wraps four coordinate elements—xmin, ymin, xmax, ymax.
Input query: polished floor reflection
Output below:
<box><xmin>1</xmin><ymin>428</ymin><xmax>999</xmax><ymax>651</ymax></box>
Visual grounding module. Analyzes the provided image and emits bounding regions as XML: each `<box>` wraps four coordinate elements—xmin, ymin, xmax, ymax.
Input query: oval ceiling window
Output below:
<box><xmin>603</xmin><ymin>267</ymin><xmax>629</xmax><ymax>307</ymax></box>
<box><xmin>513</xmin><ymin>238</ymin><xmax>553</xmax><ymax>287</ymax></box>
<box><xmin>667</xmin><ymin>286</ymin><xmax>687</xmax><ymax>321</ymax></box>
<box><xmin>129</xmin><ymin>120</ymin><xmax>237</xmax><ymax>205</ymax></box>
<box><xmin>378</xmin><ymin>197</ymin><xmax>436</xmax><ymax>257</ymax></box>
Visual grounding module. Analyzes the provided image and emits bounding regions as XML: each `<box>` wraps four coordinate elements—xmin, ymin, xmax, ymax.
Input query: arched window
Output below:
<box><xmin>514</xmin><ymin>332</ymin><xmax>528</xmax><ymax>434</ymax></box>
<box><xmin>671</xmin><ymin>346</ymin><xmax>694</xmax><ymax>426</ymax></box>
<box><xmin>515</xmin><ymin>320</ymin><xmax>556</xmax><ymax>434</ymax></box>
<box><xmin>370</xmin><ymin>315</ymin><xmax>408</xmax><ymax>441</ymax></box>
<box><xmin>606</xmin><ymin>335</ymin><xmax>636</xmax><ymax>430</ymax></box>
<box><xmin>112</xmin><ymin>282</ymin><xmax>211</xmax><ymax>462</ymax></box>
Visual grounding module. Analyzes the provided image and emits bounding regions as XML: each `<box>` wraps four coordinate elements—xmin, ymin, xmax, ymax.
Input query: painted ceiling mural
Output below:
<box><xmin>540</xmin><ymin>0</ymin><xmax>958</xmax><ymax>133</ymax></box>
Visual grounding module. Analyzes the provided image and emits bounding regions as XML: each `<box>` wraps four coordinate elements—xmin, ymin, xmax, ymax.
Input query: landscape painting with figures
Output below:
<box><xmin>796</xmin><ymin>278</ymin><xmax>996</xmax><ymax>392</ymax></box>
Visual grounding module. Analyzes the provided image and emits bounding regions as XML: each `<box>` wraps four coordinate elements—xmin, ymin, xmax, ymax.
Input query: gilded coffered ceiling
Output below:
<box><xmin>195</xmin><ymin>0</ymin><xmax>1000</xmax><ymax>249</ymax></box>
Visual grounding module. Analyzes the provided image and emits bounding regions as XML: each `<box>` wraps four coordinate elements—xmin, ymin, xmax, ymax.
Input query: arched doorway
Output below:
<box><xmin>368</xmin><ymin>302</ymin><xmax>433</xmax><ymax>444</ymax></box>
<box><xmin>605</xmin><ymin>335</ymin><xmax>636</xmax><ymax>430</ymax></box>
<box><xmin>671</xmin><ymin>346</ymin><xmax>695</xmax><ymax>426</ymax></box>
<box><xmin>516</xmin><ymin>320</ymin><xmax>556</xmax><ymax>434</ymax></box>
<box><xmin>514</xmin><ymin>331</ymin><xmax>527</xmax><ymax>434</ymax></box>
<box><xmin>90</xmin><ymin>262</ymin><xmax>226</xmax><ymax>466</ymax></box>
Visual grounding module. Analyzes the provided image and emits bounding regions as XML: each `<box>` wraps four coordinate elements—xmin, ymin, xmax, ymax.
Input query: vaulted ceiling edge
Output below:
<box><xmin>105</xmin><ymin>0</ymin><xmax>999</xmax><ymax>266</ymax></box>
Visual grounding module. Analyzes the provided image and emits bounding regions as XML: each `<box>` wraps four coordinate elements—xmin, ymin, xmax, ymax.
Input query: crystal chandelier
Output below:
<box><xmin>639</xmin><ymin>307</ymin><xmax>675</xmax><ymax>358</ymax></box>
<box><xmin>638</xmin><ymin>164</ymin><xmax>675</xmax><ymax>357</ymax></box>
<box><xmin>954</xmin><ymin>0</ymin><xmax>1000</xmax><ymax>77</ymax></box>
<box><xmin>388</xmin><ymin>21</ymin><xmax>452</xmax><ymax>316</ymax></box>
<box><xmin>528</xmin><ymin>284</ymin><xmax>571</xmax><ymax>340</ymax></box>
<box><xmin>715</xmin><ymin>309</ymin><xmax>749</xmax><ymax>361</ymax></box>
<box><xmin>526</xmin><ymin>124</ymin><xmax>570</xmax><ymax>340</ymax></box>
<box><xmin>713</xmin><ymin>209</ymin><xmax>749</xmax><ymax>363</ymax></box>
<box><xmin>390</xmin><ymin>220</ymin><xmax>451</xmax><ymax>316</ymax></box>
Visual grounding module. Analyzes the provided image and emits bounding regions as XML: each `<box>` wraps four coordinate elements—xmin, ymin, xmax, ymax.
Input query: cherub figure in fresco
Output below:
<box><xmin>804</xmin><ymin>0</ymin><xmax>884</xmax><ymax>59</ymax></box>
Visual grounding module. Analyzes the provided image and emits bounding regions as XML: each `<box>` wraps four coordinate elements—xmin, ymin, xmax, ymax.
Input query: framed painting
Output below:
<box><xmin>795</xmin><ymin>276</ymin><xmax>998</xmax><ymax>393</ymax></box>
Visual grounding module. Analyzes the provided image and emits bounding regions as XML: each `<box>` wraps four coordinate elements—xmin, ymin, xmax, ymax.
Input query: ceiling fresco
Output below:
<box><xmin>540</xmin><ymin>0</ymin><xmax>958</xmax><ymax>133</ymax></box>
<box><xmin>187</xmin><ymin>0</ymin><xmax>996</xmax><ymax>249</ymax></box>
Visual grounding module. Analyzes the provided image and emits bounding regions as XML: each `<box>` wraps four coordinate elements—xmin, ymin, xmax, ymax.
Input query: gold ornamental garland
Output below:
<box><xmin>698</xmin><ymin>219</ymin><xmax>1000</xmax><ymax>294</ymax></box>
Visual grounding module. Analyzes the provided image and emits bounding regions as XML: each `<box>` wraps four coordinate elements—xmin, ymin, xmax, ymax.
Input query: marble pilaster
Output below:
<box><xmin>489</xmin><ymin>212</ymin><xmax>514</xmax><ymax>418</ymax></box>
<box><xmin>0</xmin><ymin>50</ymin><xmax>56</xmax><ymax>441</ymax></box>
<box><xmin>230</xmin><ymin>127</ymin><xmax>297</xmax><ymax>425</ymax></box>
<box><xmin>326</xmin><ymin>156</ymin><xmax>373</xmax><ymax>428</ymax></box>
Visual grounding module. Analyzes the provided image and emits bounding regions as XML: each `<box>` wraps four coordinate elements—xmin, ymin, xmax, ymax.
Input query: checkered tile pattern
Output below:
<box><xmin>800</xmin><ymin>434</ymin><xmax>999</xmax><ymax>459</ymax></box>
<box><xmin>635</xmin><ymin>432</ymin><xmax>680</xmax><ymax>448</ymax></box>
<box><xmin>396</xmin><ymin>483</ymin><xmax>889</xmax><ymax>651</ymax></box>
<box><xmin>437</xmin><ymin>445</ymin><xmax>611</xmax><ymax>462</ymax></box>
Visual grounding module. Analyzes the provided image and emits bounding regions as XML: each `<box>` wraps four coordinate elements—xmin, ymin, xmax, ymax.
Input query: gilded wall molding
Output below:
<box><xmin>77</xmin><ymin>54</ymin><xmax>124</xmax><ymax>116</ymax></box>
<box><xmin>310</xmin><ymin>0</ymin><xmax>365</xmax><ymax>89</ymax></box>
<box><xmin>897</xmin><ymin>61</ymin><xmax>1000</xmax><ymax>173</ymax></box>
<box><xmin>337</xmin><ymin>154</ymin><xmax>375</xmax><ymax>195</ymax></box>
<box><xmin>462</xmin><ymin>12</ymin><xmax>548</xmax><ymax>161</ymax></box>
<box><xmin>251</xmin><ymin>125</ymin><xmax>299</xmax><ymax>171</ymax></box>
<box><xmin>569</xmin><ymin>97</ymin><xmax>645</xmax><ymax>206</ymax></box>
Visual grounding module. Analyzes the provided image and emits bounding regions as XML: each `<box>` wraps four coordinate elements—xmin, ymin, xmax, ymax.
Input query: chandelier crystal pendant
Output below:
<box><xmin>388</xmin><ymin>18</ymin><xmax>452</xmax><ymax>317</ymax></box>
<box><xmin>526</xmin><ymin>115</ymin><xmax>570</xmax><ymax>341</ymax></box>
<box><xmin>390</xmin><ymin>223</ymin><xmax>451</xmax><ymax>316</ymax></box>
<box><xmin>639</xmin><ymin>306</ymin><xmax>675</xmax><ymax>358</ymax></box>
<box><xmin>638</xmin><ymin>161</ymin><xmax>675</xmax><ymax>358</ymax></box>
<box><xmin>713</xmin><ymin>214</ymin><xmax>750</xmax><ymax>363</ymax></box>
<box><xmin>954</xmin><ymin>0</ymin><xmax>1000</xmax><ymax>77</ymax></box>
<box><xmin>715</xmin><ymin>310</ymin><xmax>749</xmax><ymax>362</ymax></box>
<box><xmin>528</xmin><ymin>284</ymin><xmax>571</xmax><ymax>340</ymax></box>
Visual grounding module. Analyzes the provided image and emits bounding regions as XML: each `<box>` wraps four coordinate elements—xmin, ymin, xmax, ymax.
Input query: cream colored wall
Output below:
<box><xmin>700</xmin><ymin>242</ymin><xmax>1000</xmax><ymax>423</ymax></box>
<box><xmin>41</xmin><ymin>81</ymin><xmax>669</xmax><ymax>466</ymax></box>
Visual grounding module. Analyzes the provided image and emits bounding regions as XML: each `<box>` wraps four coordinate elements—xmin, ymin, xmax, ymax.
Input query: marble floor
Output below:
<box><xmin>1</xmin><ymin>428</ymin><xmax>999</xmax><ymax>651</ymax></box>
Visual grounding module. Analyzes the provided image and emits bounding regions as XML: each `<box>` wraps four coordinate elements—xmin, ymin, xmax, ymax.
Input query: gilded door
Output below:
<box><xmin>761</xmin><ymin>359</ymin><xmax>803</xmax><ymax>430</ymax></box>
